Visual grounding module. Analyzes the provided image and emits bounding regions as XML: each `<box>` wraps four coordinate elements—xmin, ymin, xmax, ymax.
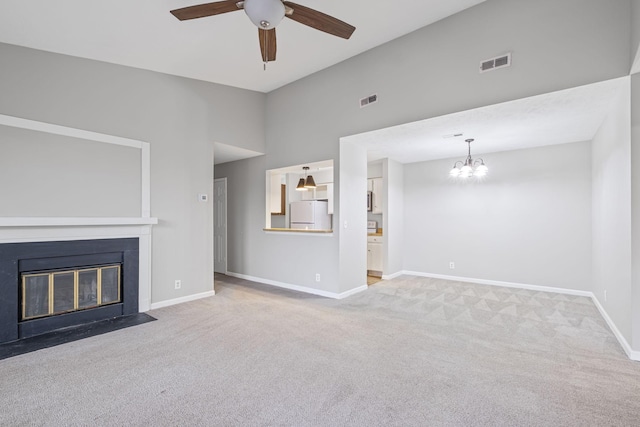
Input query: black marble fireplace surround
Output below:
<box><xmin>0</xmin><ymin>238</ymin><xmax>139</xmax><ymax>344</ymax></box>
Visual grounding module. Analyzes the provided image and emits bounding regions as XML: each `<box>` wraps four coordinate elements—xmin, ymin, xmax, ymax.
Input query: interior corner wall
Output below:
<box><xmin>592</xmin><ymin>78</ymin><xmax>632</xmax><ymax>343</ymax></box>
<box><xmin>383</xmin><ymin>159</ymin><xmax>404</xmax><ymax>276</ymax></box>
<box><xmin>403</xmin><ymin>142</ymin><xmax>592</xmax><ymax>290</ymax></box>
<box><xmin>0</xmin><ymin>43</ymin><xmax>266</xmax><ymax>305</ymax></box>
<box><xmin>630</xmin><ymin>73</ymin><xmax>640</xmax><ymax>350</ymax></box>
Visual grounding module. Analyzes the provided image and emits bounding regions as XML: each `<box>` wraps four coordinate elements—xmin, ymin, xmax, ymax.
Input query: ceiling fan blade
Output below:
<box><xmin>170</xmin><ymin>1</ymin><xmax>241</xmax><ymax>21</ymax></box>
<box><xmin>282</xmin><ymin>1</ymin><xmax>355</xmax><ymax>39</ymax></box>
<box><xmin>259</xmin><ymin>28</ymin><xmax>277</xmax><ymax>62</ymax></box>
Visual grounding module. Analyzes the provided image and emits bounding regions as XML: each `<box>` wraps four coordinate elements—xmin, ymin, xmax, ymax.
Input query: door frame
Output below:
<box><xmin>214</xmin><ymin>177</ymin><xmax>228</xmax><ymax>275</ymax></box>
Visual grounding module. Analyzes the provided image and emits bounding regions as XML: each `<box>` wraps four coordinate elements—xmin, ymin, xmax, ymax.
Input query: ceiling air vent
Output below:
<box><xmin>360</xmin><ymin>94</ymin><xmax>378</xmax><ymax>108</ymax></box>
<box><xmin>479</xmin><ymin>53</ymin><xmax>511</xmax><ymax>73</ymax></box>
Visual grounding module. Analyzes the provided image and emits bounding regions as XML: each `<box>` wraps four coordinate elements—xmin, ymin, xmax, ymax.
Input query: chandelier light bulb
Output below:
<box><xmin>474</xmin><ymin>163</ymin><xmax>489</xmax><ymax>177</ymax></box>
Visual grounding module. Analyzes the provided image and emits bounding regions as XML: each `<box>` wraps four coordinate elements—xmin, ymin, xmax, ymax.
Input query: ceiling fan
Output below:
<box><xmin>170</xmin><ymin>0</ymin><xmax>356</xmax><ymax>66</ymax></box>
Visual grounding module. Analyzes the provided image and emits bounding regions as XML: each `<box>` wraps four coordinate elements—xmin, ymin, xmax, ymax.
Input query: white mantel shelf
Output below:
<box><xmin>0</xmin><ymin>217</ymin><xmax>159</xmax><ymax>227</ymax></box>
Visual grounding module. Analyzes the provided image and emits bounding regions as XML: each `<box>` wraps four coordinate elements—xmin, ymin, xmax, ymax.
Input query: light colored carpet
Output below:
<box><xmin>1</xmin><ymin>274</ymin><xmax>639</xmax><ymax>426</ymax></box>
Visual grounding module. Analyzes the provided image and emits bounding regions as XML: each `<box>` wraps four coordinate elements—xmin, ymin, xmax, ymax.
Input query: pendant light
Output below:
<box><xmin>295</xmin><ymin>177</ymin><xmax>306</xmax><ymax>191</ymax></box>
<box><xmin>304</xmin><ymin>170</ymin><xmax>316</xmax><ymax>189</ymax></box>
<box><xmin>296</xmin><ymin>166</ymin><xmax>316</xmax><ymax>191</ymax></box>
<box><xmin>449</xmin><ymin>139</ymin><xmax>488</xmax><ymax>178</ymax></box>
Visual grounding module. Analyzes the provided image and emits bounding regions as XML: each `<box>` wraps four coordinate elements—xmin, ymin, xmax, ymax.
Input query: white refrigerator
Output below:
<box><xmin>290</xmin><ymin>200</ymin><xmax>332</xmax><ymax>230</ymax></box>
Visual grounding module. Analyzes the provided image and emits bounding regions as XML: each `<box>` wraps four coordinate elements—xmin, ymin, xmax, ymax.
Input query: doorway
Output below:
<box><xmin>214</xmin><ymin>178</ymin><xmax>227</xmax><ymax>274</ymax></box>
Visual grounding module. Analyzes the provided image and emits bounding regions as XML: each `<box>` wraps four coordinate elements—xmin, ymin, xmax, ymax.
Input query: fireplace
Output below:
<box><xmin>0</xmin><ymin>238</ymin><xmax>139</xmax><ymax>344</ymax></box>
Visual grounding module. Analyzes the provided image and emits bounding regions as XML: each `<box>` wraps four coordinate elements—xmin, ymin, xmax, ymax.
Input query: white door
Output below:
<box><xmin>214</xmin><ymin>178</ymin><xmax>227</xmax><ymax>274</ymax></box>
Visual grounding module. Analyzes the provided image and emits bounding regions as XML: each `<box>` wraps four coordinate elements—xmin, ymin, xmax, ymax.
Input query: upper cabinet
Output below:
<box><xmin>368</xmin><ymin>177</ymin><xmax>383</xmax><ymax>214</ymax></box>
<box><xmin>301</xmin><ymin>170</ymin><xmax>334</xmax><ymax>214</ymax></box>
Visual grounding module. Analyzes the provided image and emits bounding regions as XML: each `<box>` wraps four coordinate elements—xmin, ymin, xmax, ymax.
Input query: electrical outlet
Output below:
<box><xmin>449</xmin><ymin>262</ymin><xmax>455</xmax><ymax>270</ymax></box>
<box><xmin>315</xmin><ymin>273</ymin><xmax>321</xmax><ymax>282</ymax></box>
<box><xmin>175</xmin><ymin>280</ymin><xmax>181</xmax><ymax>290</ymax></box>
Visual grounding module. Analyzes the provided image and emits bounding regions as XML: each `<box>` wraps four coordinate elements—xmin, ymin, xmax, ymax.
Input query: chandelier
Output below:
<box><xmin>449</xmin><ymin>138</ymin><xmax>488</xmax><ymax>178</ymax></box>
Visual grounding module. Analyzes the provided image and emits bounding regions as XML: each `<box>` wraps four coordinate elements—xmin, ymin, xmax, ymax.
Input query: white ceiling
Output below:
<box><xmin>0</xmin><ymin>0</ymin><xmax>485</xmax><ymax>93</ymax></box>
<box><xmin>345</xmin><ymin>78</ymin><xmax>624</xmax><ymax>164</ymax></box>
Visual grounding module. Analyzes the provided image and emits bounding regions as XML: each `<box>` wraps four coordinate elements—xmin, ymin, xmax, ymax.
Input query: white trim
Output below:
<box><xmin>0</xmin><ymin>114</ymin><xmax>156</xmax><ymax>315</ymax></box>
<box><xmin>401</xmin><ymin>271</ymin><xmax>593</xmax><ymax>297</ymax></box>
<box><xmin>591</xmin><ymin>296</ymin><xmax>640</xmax><ymax>361</ymax></box>
<box><xmin>263</xmin><ymin>230</ymin><xmax>334</xmax><ymax>237</ymax></box>
<box><xmin>150</xmin><ymin>290</ymin><xmax>216</xmax><ymax>310</ymax></box>
<box><xmin>141</xmin><ymin>143</ymin><xmax>151</xmax><ymax>218</ymax></box>
<box><xmin>337</xmin><ymin>284</ymin><xmax>369</xmax><ymax>299</ymax></box>
<box><xmin>382</xmin><ymin>271</ymin><xmax>403</xmax><ymax>280</ymax></box>
<box><xmin>0</xmin><ymin>114</ymin><xmax>144</xmax><ymax>149</ymax></box>
<box><xmin>213</xmin><ymin>178</ymin><xmax>228</xmax><ymax>276</ymax></box>
<box><xmin>0</xmin><ymin>217</ymin><xmax>158</xmax><ymax>227</ymax></box>
<box><xmin>227</xmin><ymin>271</ymin><xmax>367</xmax><ymax>299</ymax></box>
<box><xmin>0</xmin><ymin>113</ymin><xmax>153</xmax><ymax>224</ymax></box>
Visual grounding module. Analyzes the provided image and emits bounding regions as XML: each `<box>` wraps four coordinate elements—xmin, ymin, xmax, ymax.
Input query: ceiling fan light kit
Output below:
<box><xmin>449</xmin><ymin>139</ymin><xmax>489</xmax><ymax>179</ymax></box>
<box><xmin>243</xmin><ymin>0</ymin><xmax>285</xmax><ymax>29</ymax></box>
<box><xmin>170</xmin><ymin>0</ymin><xmax>356</xmax><ymax>66</ymax></box>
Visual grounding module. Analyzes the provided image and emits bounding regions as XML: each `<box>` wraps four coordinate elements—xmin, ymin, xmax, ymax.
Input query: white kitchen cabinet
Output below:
<box><xmin>270</xmin><ymin>173</ymin><xmax>285</xmax><ymax>215</ymax></box>
<box><xmin>367</xmin><ymin>235</ymin><xmax>383</xmax><ymax>273</ymax></box>
<box><xmin>368</xmin><ymin>177</ymin><xmax>383</xmax><ymax>214</ymax></box>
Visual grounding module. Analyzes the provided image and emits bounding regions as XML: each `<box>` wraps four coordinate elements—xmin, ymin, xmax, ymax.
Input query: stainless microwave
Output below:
<box><xmin>367</xmin><ymin>191</ymin><xmax>373</xmax><ymax>211</ymax></box>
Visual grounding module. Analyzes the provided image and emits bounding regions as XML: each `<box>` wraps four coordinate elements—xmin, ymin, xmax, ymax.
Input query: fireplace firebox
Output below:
<box><xmin>0</xmin><ymin>238</ymin><xmax>139</xmax><ymax>344</ymax></box>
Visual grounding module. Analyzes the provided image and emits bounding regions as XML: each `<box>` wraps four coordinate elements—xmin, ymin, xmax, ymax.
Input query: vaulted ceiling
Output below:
<box><xmin>0</xmin><ymin>0</ymin><xmax>486</xmax><ymax>93</ymax></box>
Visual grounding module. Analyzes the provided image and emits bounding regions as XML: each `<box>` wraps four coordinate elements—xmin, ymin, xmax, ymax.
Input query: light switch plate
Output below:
<box><xmin>198</xmin><ymin>193</ymin><xmax>208</xmax><ymax>202</ymax></box>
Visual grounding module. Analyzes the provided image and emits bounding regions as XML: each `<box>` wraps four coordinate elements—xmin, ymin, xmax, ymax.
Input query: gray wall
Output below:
<box><xmin>591</xmin><ymin>80</ymin><xmax>632</xmax><ymax>341</ymax></box>
<box><xmin>632</xmin><ymin>0</ymin><xmax>640</xmax><ymax>71</ymax></box>
<box><xmin>338</xmin><ymin>141</ymin><xmax>368</xmax><ymax>293</ymax></box>
<box><xmin>630</xmin><ymin>0</ymin><xmax>640</xmax><ymax>352</ymax></box>
<box><xmin>0</xmin><ymin>42</ymin><xmax>266</xmax><ymax>304</ymax></box>
<box><xmin>403</xmin><ymin>142</ymin><xmax>592</xmax><ymax>290</ymax></box>
<box><xmin>0</xmin><ymin>125</ymin><xmax>141</xmax><ymax>217</ymax></box>
<box><xmin>216</xmin><ymin>0</ymin><xmax>630</xmax><ymax>294</ymax></box>
<box><xmin>632</xmin><ymin>73</ymin><xmax>640</xmax><ymax>349</ymax></box>
<box><xmin>383</xmin><ymin>159</ymin><xmax>404</xmax><ymax>276</ymax></box>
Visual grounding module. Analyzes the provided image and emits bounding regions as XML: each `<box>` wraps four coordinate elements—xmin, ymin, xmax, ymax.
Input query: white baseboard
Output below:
<box><xmin>401</xmin><ymin>271</ymin><xmax>593</xmax><ymax>297</ymax></box>
<box><xmin>150</xmin><ymin>290</ymin><xmax>216</xmax><ymax>310</ymax></box>
<box><xmin>382</xmin><ymin>271</ymin><xmax>404</xmax><ymax>280</ymax></box>
<box><xmin>227</xmin><ymin>271</ymin><xmax>367</xmax><ymax>299</ymax></box>
<box><xmin>591</xmin><ymin>295</ymin><xmax>640</xmax><ymax>361</ymax></box>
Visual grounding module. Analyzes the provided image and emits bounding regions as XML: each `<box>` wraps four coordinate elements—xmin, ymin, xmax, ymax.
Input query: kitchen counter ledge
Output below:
<box><xmin>264</xmin><ymin>228</ymin><xmax>333</xmax><ymax>234</ymax></box>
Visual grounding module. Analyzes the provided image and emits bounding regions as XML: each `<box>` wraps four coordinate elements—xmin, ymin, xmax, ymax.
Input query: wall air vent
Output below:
<box><xmin>479</xmin><ymin>52</ymin><xmax>511</xmax><ymax>73</ymax></box>
<box><xmin>360</xmin><ymin>94</ymin><xmax>378</xmax><ymax>108</ymax></box>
